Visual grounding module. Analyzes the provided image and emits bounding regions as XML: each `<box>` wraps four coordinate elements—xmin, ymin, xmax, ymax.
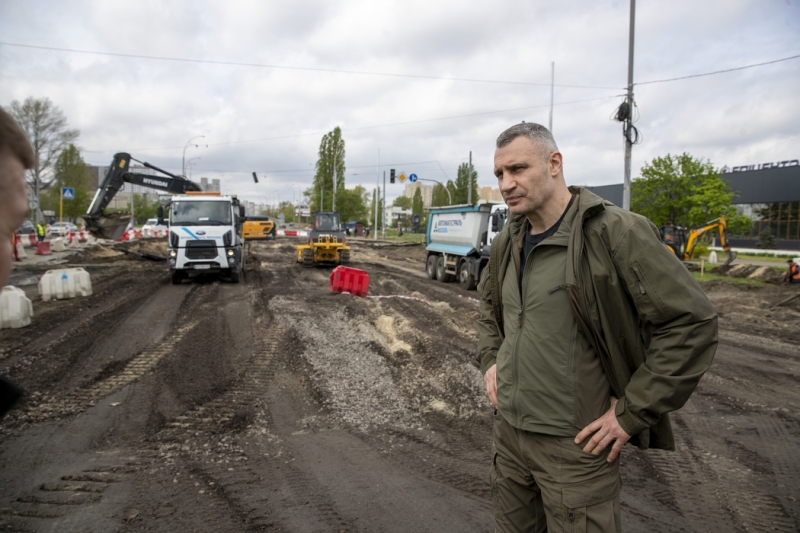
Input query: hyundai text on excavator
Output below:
<box><xmin>296</xmin><ymin>211</ymin><xmax>350</xmax><ymax>267</ymax></box>
<box><xmin>659</xmin><ymin>216</ymin><xmax>737</xmax><ymax>266</ymax></box>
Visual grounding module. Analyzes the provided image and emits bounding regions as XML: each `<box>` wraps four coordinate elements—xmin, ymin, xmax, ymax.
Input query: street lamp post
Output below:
<box><xmin>186</xmin><ymin>157</ymin><xmax>201</xmax><ymax>180</ymax></box>
<box><xmin>182</xmin><ymin>136</ymin><xmax>206</xmax><ymax>177</ymax></box>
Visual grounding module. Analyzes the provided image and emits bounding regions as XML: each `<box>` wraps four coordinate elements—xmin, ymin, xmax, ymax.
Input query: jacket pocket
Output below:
<box><xmin>629</xmin><ymin>262</ymin><xmax>667</xmax><ymax>323</ymax></box>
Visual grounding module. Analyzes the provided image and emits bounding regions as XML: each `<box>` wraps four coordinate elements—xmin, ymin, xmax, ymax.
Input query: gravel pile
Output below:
<box><xmin>270</xmin><ymin>295</ymin><xmax>420</xmax><ymax>431</ymax></box>
<box><xmin>269</xmin><ymin>292</ymin><xmax>491</xmax><ymax>432</ymax></box>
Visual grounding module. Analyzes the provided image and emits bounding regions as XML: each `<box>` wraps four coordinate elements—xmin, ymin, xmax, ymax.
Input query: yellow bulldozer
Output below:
<box><xmin>659</xmin><ymin>216</ymin><xmax>737</xmax><ymax>266</ymax></box>
<box><xmin>296</xmin><ymin>211</ymin><xmax>351</xmax><ymax>267</ymax></box>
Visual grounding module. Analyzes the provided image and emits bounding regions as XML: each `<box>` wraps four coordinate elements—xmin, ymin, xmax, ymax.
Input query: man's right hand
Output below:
<box><xmin>484</xmin><ymin>364</ymin><xmax>497</xmax><ymax>408</ymax></box>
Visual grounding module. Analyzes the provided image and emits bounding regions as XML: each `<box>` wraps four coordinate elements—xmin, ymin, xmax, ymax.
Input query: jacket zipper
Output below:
<box><xmin>511</xmin><ymin>246</ymin><xmax>536</xmax><ymax>424</ymax></box>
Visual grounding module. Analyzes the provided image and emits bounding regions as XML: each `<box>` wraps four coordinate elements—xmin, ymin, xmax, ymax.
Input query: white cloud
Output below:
<box><xmin>1</xmin><ymin>0</ymin><xmax>798</xmax><ymax>206</ymax></box>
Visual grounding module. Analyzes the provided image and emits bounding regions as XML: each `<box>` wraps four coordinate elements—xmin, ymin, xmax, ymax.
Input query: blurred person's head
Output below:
<box><xmin>0</xmin><ymin>107</ymin><xmax>34</xmax><ymax>287</ymax></box>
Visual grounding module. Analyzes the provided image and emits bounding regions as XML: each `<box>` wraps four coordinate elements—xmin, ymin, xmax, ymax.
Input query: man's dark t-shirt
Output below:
<box><xmin>519</xmin><ymin>194</ymin><xmax>575</xmax><ymax>279</ymax></box>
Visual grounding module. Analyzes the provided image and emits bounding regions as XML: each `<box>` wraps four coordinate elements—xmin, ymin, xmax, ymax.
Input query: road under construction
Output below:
<box><xmin>1</xmin><ymin>237</ymin><xmax>799</xmax><ymax>532</ymax></box>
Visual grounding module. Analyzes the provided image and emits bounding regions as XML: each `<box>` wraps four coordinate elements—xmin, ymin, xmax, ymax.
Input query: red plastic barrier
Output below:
<box><xmin>134</xmin><ymin>229</ymin><xmax>143</xmax><ymax>239</ymax></box>
<box><xmin>284</xmin><ymin>230</ymin><xmax>298</xmax><ymax>236</ymax></box>
<box><xmin>79</xmin><ymin>230</ymin><xmax>88</xmax><ymax>242</ymax></box>
<box><xmin>35</xmin><ymin>241</ymin><xmax>52</xmax><ymax>255</ymax></box>
<box><xmin>329</xmin><ymin>266</ymin><xmax>370</xmax><ymax>297</ymax></box>
<box><xmin>29</xmin><ymin>234</ymin><xmax>37</xmax><ymax>246</ymax></box>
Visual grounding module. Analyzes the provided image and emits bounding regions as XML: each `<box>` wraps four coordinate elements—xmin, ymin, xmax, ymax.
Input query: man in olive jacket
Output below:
<box><xmin>477</xmin><ymin>123</ymin><xmax>717</xmax><ymax>532</ymax></box>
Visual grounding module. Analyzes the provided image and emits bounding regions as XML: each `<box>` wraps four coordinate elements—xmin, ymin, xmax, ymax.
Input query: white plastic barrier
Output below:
<box><xmin>16</xmin><ymin>242</ymin><xmax>27</xmax><ymax>259</ymax></box>
<box><xmin>708</xmin><ymin>251</ymin><xmax>718</xmax><ymax>264</ymax></box>
<box><xmin>51</xmin><ymin>237</ymin><xmax>66</xmax><ymax>252</ymax></box>
<box><xmin>39</xmin><ymin>268</ymin><xmax>93</xmax><ymax>302</ymax></box>
<box><xmin>0</xmin><ymin>286</ymin><xmax>33</xmax><ymax>329</ymax></box>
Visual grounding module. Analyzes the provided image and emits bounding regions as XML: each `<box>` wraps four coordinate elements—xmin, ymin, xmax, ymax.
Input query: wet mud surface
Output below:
<box><xmin>1</xmin><ymin>238</ymin><xmax>798</xmax><ymax>532</ymax></box>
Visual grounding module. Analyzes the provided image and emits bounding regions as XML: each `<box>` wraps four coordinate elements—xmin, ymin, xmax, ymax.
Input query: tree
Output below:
<box><xmin>369</xmin><ymin>188</ymin><xmax>384</xmax><ymax>230</ymax></box>
<box><xmin>632</xmin><ymin>153</ymin><xmax>751</xmax><ymax>235</ymax></box>
<box><xmin>8</xmin><ymin>97</ymin><xmax>79</xmax><ymax>220</ymax></box>
<box><xmin>412</xmin><ymin>187</ymin><xmax>424</xmax><ymax>217</ymax></box>
<box><xmin>306</xmin><ymin>127</ymin><xmax>345</xmax><ymax>212</ymax></box>
<box><xmin>336</xmin><ymin>185</ymin><xmax>369</xmax><ymax>224</ymax></box>
<box><xmin>453</xmin><ymin>163</ymin><xmax>479</xmax><ymax>205</ymax></box>
<box><xmin>756</xmin><ymin>229</ymin><xmax>777</xmax><ymax>249</ymax></box>
<box><xmin>432</xmin><ymin>182</ymin><xmax>452</xmax><ymax>207</ymax></box>
<box><xmin>393</xmin><ymin>195</ymin><xmax>412</xmax><ymax>209</ymax></box>
<box><xmin>40</xmin><ymin>144</ymin><xmax>91</xmax><ymax>221</ymax></box>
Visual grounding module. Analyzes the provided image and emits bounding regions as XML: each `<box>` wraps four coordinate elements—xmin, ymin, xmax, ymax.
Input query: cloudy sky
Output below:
<box><xmin>1</xmin><ymin>0</ymin><xmax>798</xmax><ymax>206</ymax></box>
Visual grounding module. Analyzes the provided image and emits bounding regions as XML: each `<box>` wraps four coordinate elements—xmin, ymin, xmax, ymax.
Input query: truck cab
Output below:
<box><xmin>162</xmin><ymin>192</ymin><xmax>245</xmax><ymax>284</ymax></box>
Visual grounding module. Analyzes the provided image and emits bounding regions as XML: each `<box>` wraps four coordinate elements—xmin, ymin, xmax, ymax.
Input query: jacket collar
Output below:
<box><xmin>506</xmin><ymin>186</ymin><xmax>604</xmax><ymax>240</ymax></box>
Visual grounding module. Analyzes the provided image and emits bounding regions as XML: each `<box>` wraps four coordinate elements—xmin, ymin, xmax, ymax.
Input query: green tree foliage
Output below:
<box><xmin>336</xmin><ymin>185</ymin><xmax>369</xmax><ymax>224</ymax></box>
<box><xmin>632</xmin><ymin>152</ymin><xmax>752</xmax><ymax>235</ymax></box>
<box><xmin>756</xmin><ymin>229</ymin><xmax>777</xmax><ymax>249</ymax></box>
<box><xmin>432</xmin><ymin>183</ymin><xmax>451</xmax><ymax>207</ymax></box>
<box><xmin>369</xmin><ymin>188</ymin><xmax>383</xmax><ymax>230</ymax></box>
<box><xmin>412</xmin><ymin>187</ymin><xmax>424</xmax><ymax>216</ymax></box>
<box><xmin>41</xmin><ymin>145</ymin><xmax>91</xmax><ymax>221</ymax></box>
<box><xmin>306</xmin><ymin>127</ymin><xmax>345</xmax><ymax>212</ymax></box>
<box><xmin>453</xmin><ymin>163</ymin><xmax>479</xmax><ymax>205</ymax></box>
<box><xmin>393</xmin><ymin>195</ymin><xmax>412</xmax><ymax>209</ymax></box>
<box><xmin>9</xmin><ymin>97</ymin><xmax>80</xmax><ymax>220</ymax></box>
<box><xmin>132</xmin><ymin>194</ymin><xmax>158</xmax><ymax>225</ymax></box>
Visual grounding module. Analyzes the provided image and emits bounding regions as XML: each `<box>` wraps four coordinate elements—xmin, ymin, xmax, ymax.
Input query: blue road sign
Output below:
<box><xmin>409</xmin><ymin>173</ymin><xmax>418</xmax><ymax>182</ymax></box>
<box><xmin>61</xmin><ymin>187</ymin><xmax>75</xmax><ymax>200</ymax></box>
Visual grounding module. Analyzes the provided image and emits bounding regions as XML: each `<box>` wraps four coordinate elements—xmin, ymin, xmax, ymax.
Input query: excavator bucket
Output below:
<box><xmin>725</xmin><ymin>250</ymin><xmax>737</xmax><ymax>266</ymax></box>
<box><xmin>83</xmin><ymin>212</ymin><xmax>132</xmax><ymax>241</ymax></box>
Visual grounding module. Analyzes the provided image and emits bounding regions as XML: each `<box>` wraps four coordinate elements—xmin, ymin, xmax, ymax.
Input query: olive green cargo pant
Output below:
<box><xmin>491</xmin><ymin>411</ymin><xmax>622</xmax><ymax>532</ymax></box>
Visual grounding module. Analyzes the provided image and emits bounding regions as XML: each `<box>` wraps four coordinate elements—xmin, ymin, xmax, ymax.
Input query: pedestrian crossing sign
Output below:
<box><xmin>61</xmin><ymin>188</ymin><xmax>75</xmax><ymax>200</ymax></box>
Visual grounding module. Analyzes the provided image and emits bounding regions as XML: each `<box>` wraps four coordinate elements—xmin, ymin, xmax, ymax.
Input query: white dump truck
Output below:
<box><xmin>158</xmin><ymin>192</ymin><xmax>246</xmax><ymax>284</ymax></box>
<box><xmin>425</xmin><ymin>202</ymin><xmax>507</xmax><ymax>290</ymax></box>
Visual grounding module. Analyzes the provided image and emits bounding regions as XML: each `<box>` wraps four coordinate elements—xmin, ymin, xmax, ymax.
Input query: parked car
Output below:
<box><xmin>49</xmin><ymin>222</ymin><xmax>78</xmax><ymax>237</ymax></box>
<box><xmin>141</xmin><ymin>218</ymin><xmax>168</xmax><ymax>235</ymax></box>
<box><xmin>15</xmin><ymin>220</ymin><xmax>35</xmax><ymax>235</ymax></box>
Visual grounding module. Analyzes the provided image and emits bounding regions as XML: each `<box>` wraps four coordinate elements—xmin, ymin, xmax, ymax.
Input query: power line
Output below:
<box><xmin>636</xmin><ymin>53</ymin><xmax>800</xmax><ymax>85</ymax></box>
<box><xmin>0</xmin><ymin>41</ymin><xmax>621</xmax><ymax>90</ymax></box>
<box><xmin>90</xmin><ymin>94</ymin><xmax>621</xmax><ymax>153</ymax></box>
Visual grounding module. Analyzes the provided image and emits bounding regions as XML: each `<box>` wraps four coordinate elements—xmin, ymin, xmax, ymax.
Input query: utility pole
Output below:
<box><xmin>375</xmin><ymin>149</ymin><xmax>380</xmax><ymax>241</ymax></box>
<box><xmin>549</xmin><ymin>62</ymin><xmax>555</xmax><ymax>133</ymax></box>
<box><xmin>467</xmin><ymin>151</ymin><xmax>473</xmax><ymax>205</ymax></box>
<box><xmin>381</xmin><ymin>170</ymin><xmax>386</xmax><ymax>240</ymax></box>
<box><xmin>332</xmin><ymin>148</ymin><xmax>337</xmax><ymax>212</ymax></box>
<box><xmin>623</xmin><ymin>0</ymin><xmax>636</xmax><ymax>211</ymax></box>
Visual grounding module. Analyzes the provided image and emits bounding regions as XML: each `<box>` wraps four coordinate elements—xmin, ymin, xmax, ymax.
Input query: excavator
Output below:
<box><xmin>659</xmin><ymin>217</ymin><xmax>737</xmax><ymax>266</ymax></box>
<box><xmin>296</xmin><ymin>211</ymin><xmax>350</xmax><ymax>267</ymax></box>
<box><xmin>84</xmin><ymin>152</ymin><xmax>203</xmax><ymax>240</ymax></box>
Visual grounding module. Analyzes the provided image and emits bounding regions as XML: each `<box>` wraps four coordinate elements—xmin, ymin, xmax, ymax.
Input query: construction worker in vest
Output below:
<box><xmin>36</xmin><ymin>221</ymin><xmax>46</xmax><ymax>242</ymax></box>
<box><xmin>785</xmin><ymin>259</ymin><xmax>800</xmax><ymax>284</ymax></box>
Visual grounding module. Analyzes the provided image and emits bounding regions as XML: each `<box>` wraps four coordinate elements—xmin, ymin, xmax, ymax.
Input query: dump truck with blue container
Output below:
<box><xmin>425</xmin><ymin>202</ymin><xmax>507</xmax><ymax>290</ymax></box>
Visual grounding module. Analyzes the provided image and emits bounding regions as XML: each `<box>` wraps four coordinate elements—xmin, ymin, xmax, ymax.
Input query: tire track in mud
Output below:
<box><xmin>644</xmin><ymin>411</ymin><xmax>797</xmax><ymax>533</ymax></box>
<box><xmin>15</xmin><ymin>320</ymin><xmax>201</xmax><ymax>424</ymax></box>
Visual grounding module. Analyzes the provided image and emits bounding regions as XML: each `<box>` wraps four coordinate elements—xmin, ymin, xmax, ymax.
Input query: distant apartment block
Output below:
<box><xmin>402</xmin><ymin>182</ymin><xmax>434</xmax><ymax>208</ymax></box>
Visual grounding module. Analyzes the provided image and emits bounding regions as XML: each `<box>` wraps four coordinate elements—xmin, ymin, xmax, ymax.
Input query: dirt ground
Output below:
<box><xmin>1</xmin><ymin>238</ymin><xmax>798</xmax><ymax>532</ymax></box>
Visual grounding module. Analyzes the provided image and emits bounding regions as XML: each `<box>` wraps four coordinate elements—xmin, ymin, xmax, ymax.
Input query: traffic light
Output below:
<box><xmin>390</xmin><ymin>169</ymin><xmax>395</xmax><ymax>184</ymax></box>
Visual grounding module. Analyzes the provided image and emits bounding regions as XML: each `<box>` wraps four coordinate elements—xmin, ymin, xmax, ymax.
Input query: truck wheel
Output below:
<box><xmin>230</xmin><ymin>267</ymin><xmax>241</xmax><ymax>284</ymax></box>
<box><xmin>458</xmin><ymin>260</ymin><xmax>477</xmax><ymax>290</ymax></box>
<box><xmin>302</xmin><ymin>248</ymin><xmax>314</xmax><ymax>267</ymax></box>
<box><xmin>436</xmin><ymin>256</ymin><xmax>453</xmax><ymax>282</ymax></box>
<box><xmin>426</xmin><ymin>255</ymin><xmax>437</xmax><ymax>279</ymax></box>
<box><xmin>171</xmin><ymin>270</ymin><xmax>183</xmax><ymax>285</ymax></box>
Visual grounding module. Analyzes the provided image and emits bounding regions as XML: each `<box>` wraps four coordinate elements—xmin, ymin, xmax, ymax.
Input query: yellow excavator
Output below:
<box><xmin>659</xmin><ymin>217</ymin><xmax>737</xmax><ymax>266</ymax></box>
<box><xmin>296</xmin><ymin>211</ymin><xmax>350</xmax><ymax>267</ymax></box>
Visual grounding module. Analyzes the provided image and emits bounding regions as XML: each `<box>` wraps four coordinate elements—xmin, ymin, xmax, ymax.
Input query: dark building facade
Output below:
<box><xmin>583</xmin><ymin>164</ymin><xmax>800</xmax><ymax>249</ymax></box>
